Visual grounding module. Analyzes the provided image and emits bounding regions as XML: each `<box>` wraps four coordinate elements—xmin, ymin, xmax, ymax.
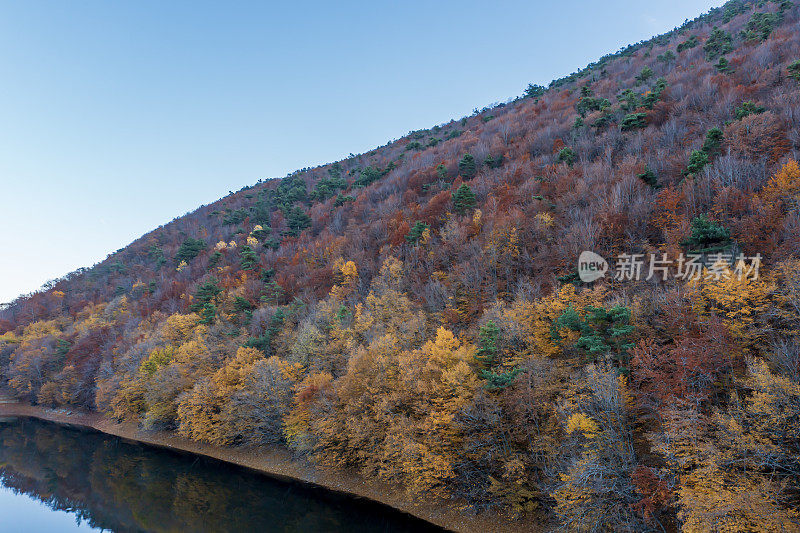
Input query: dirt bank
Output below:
<box><xmin>0</xmin><ymin>401</ymin><xmax>537</xmax><ymax>533</ymax></box>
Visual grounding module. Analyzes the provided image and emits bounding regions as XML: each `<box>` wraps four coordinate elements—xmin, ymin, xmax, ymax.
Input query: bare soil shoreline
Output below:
<box><xmin>0</xmin><ymin>401</ymin><xmax>537</xmax><ymax>533</ymax></box>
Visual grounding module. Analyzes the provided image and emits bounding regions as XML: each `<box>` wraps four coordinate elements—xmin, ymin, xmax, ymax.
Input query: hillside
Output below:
<box><xmin>3</xmin><ymin>0</ymin><xmax>800</xmax><ymax>530</ymax></box>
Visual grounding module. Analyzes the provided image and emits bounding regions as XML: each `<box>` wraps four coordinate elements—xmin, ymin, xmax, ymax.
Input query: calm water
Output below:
<box><xmin>0</xmin><ymin>417</ymin><xmax>442</xmax><ymax>533</ymax></box>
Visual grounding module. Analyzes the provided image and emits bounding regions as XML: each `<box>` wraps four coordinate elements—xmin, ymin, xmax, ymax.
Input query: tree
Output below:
<box><xmin>703</xmin><ymin>27</ymin><xmax>732</xmax><ymax>61</ymax></box>
<box><xmin>677</xmin><ymin>359</ymin><xmax>800</xmax><ymax>531</ymax></box>
<box><xmin>458</xmin><ymin>154</ymin><xmax>477</xmax><ymax>178</ymax></box>
<box><xmin>638</xmin><ymin>168</ymin><xmax>659</xmax><ymax>188</ymax></box>
<box><xmin>282</xmin><ymin>206</ymin><xmax>311</xmax><ymax>236</ymax></box>
<box><xmin>701</xmin><ymin>127</ymin><xmax>723</xmax><ymax>156</ymax></box>
<box><xmin>189</xmin><ymin>279</ymin><xmax>222</xmax><ymax>314</ymax></box>
<box><xmin>685</xmin><ymin>150</ymin><xmax>709</xmax><ymax>175</ymax></box>
<box><xmin>524</xmin><ymin>83</ymin><xmax>546</xmax><ymax>99</ymax></box>
<box><xmin>621</xmin><ymin>113</ymin><xmax>647</xmax><ymax>131</ymax></box>
<box><xmin>635</xmin><ymin>66</ymin><xmax>654</xmax><ymax>85</ymax></box>
<box><xmin>677</xmin><ymin>35</ymin><xmax>698</xmax><ymax>52</ymax></box>
<box><xmin>681</xmin><ymin>215</ymin><xmax>730</xmax><ymax>253</ymax></box>
<box><xmin>688</xmin><ymin>262</ymin><xmax>772</xmax><ymax>344</ymax></box>
<box><xmin>436</xmin><ymin>163</ymin><xmax>448</xmax><ymax>181</ymax></box>
<box><xmin>239</xmin><ymin>245</ymin><xmax>259</xmax><ymax>271</ymax></box>
<box><xmin>789</xmin><ymin>60</ymin><xmax>800</xmax><ymax>81</ymax></box>
<box><xmin>452</xmin><ymin>184</ymin><xmax>477</xmax><ymax>215</ymax></box>
<box><xmin>405</xmin><ymin>221</ymin><xmax>429</xmax><ymax>245</ymax></box>
<box><xmin>714</xmin><ymin>57</ymin><xmax>732</xmax><ymax>73</ymax></box>
<box><xmin>473</xmin><ymin>320</ymin><xmax>521</xmax><ymax>391</ymax></box>
<box><xmin>740</xmin><ymin>11</ymin><xmax>780</xmax><ymax>42</ymax></box>
<box><xmin>552</xmin><ymin>366</ymin><xmax>649</xmax><ymax>531</ymax></box>
<box><xmin>734</xmin><ymin>101</ymin><xmax>766</xmax><ymax>120</ymax></box>
<box><xmin>557</xmin><ymin>147</ymin><xmax>576</xmax><ymax>166</ymax></box>
<box><xmin>554</xmin><ymin>305</ymin><xmax>635</xmax><ymax>370</ymax></box>
<box><xmin>175</xmin><ymin>238</ymin><xmax>206</xmax><ymax>264</ymax></box>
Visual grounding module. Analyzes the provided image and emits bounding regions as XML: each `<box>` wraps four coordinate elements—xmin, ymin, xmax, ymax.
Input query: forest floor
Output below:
<box><xmin>0</xmin><ymin>401</ymin><xmax>539</xmax><ymax>533</ymax></box>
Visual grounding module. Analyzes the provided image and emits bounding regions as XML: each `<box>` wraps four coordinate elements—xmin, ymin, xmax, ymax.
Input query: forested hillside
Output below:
<box><xmin>3</xmin><ymin>0</ymin><xmax>800</xmax><ymax>529</ymax></box>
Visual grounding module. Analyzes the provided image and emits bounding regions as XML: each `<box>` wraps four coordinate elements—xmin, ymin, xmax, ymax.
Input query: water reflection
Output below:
<box><xmin>0</xmin><ymin>417</ymin><xmax>441</xmax><ymax>533</ymax></box>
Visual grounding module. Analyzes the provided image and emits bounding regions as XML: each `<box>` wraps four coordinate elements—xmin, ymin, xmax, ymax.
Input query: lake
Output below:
<box><xmin>0</xmin><ymin>417</ymin><xmax>443</xmax><ymax>532</ymax></box>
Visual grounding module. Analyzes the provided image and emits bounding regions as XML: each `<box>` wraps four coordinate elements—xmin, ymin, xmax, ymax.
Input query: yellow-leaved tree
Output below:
<box><xmin>677</xmin><ymin>358</ymin><xmax>800</xmax><ymax>532</ymax></box>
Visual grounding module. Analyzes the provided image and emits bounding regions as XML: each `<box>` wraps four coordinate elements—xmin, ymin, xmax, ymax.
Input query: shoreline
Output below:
<box><xmin>0</xmin><ymin>402</ymin><xmax>537</xmax><ymax>533</ymax></box>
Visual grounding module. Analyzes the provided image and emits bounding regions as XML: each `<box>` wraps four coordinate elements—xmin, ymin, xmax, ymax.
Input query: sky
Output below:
<box><xmin>0</xmin><ymin>0</ymin><xmax>726</xmax><ymax>304</ymax></box>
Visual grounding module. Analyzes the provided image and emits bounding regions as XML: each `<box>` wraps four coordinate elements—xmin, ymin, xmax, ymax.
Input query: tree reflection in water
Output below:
<box><xmin>0</xmin><ymin>417</ymin><xmax>441</xmax><ymax>532</ymax></box>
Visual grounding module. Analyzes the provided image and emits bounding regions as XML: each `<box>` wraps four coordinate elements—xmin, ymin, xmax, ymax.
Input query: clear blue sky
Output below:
<box><xmin>0</xmin><ymin>0</ymin><xmax>724</xmax><ymax>303</ymax></box>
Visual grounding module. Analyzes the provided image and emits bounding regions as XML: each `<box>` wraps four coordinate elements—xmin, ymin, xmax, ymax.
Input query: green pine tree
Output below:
<box><xmin>458</xmin><ymin>153</ymin><xmax>477</xmax><ymax>178</ymax></box>
<box><xmin>452</xmin><ymin>184</ymin><xmax>477</xmax><ymax>215</ymax></box>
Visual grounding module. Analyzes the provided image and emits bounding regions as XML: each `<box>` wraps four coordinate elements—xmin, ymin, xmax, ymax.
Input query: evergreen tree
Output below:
<box><xmin>686</xmin><ymin>149</ymin><xmax>709</xmax><ymax>175</ymax></box>
<box><xmin>458</xmin><ymin>154</ymin><xmax>477</xmax><ymax>178</ymax></box>
<box><xmin>789</xmin><ymin>60</ymin><xmax>800</xmax><ymax>81</ymax></box>
<box><xmin>198</xmin><ymin>303</ymin><xmax>216</xmax><ymax>325</ymax></box>
<box><xmin>735</xmin><ymin>101</ymin><xmax>766</xmax><ymax>120</ymax></box>
<box><xmin>405</xmin><ymin>221</ymin><xmax>429</xmax><ymax>244</ymax></box>
<box><xmin>175</xmin><ymin>238</ymin><xmax>206</xmax><ymax>264</ymax></box>
<box><xmin>524</xmin><ymin>83</ymin><xmax>545</xmax><ymax>99</ymax></box>
<box><xmin>715</xmin><ymin>57</ymin><xmax>732</xmax><ymax>73</ymax></box>
<box><xmin>239</xmin><ymin>245</ymin><xmax>259</xmax><ymax>271</ymax></box>
<box><xmin>474</xmin><ymin>321</ymin><xmax>500</xmax><ymax>366</ymax></box>
<box><xmin>190</xmin><ymin>279</ymin><xmax>222</xmax><ymax>313</ymax></box>
<box><xmin>702</xmin><ymin>127</ymin><xmax>724</xmax><ymax>157</ymax></box>
<box><xmin>620</xmin><ymin>112</ymin><xmax>647</xmax><ymax>131</ymax></box>
<box><xmin>452</xmin><ymin>184</ymin><xmax>477</xmax><ymax>215</ymax></box>
<box><xmin>557</xmin><ymin>147</ymin><xmax>576</xmax><ymax>166</ymax></box>
<box><xmin>682</xmin><ymin>214</ymin><xmax>731</xmax><ymax>253</ymax></box>
<box><xmin>704</xmin><ymin>27</ymin><xmax>733</xmax><ymax>61</ymax></box>
<box><xmin>436</xmin><ymin>163</ymin><xmax>448</xmax><ymax>181</ymax></box>
<box><xmin>554</xmin><ymin>305</ymin><xmax>635</xmax><ymax>369</ymax></box>
<box><xmin>637</xmin><ymin>168</ymin><xmax>659</xmax><ymax>188</ymax></box>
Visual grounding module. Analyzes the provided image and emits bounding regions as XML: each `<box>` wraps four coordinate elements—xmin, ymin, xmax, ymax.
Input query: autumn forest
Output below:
<box><xmin>3</xmin><ymin>0</ymin><xmax>800</xmax><ymax>530</ymax></box>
